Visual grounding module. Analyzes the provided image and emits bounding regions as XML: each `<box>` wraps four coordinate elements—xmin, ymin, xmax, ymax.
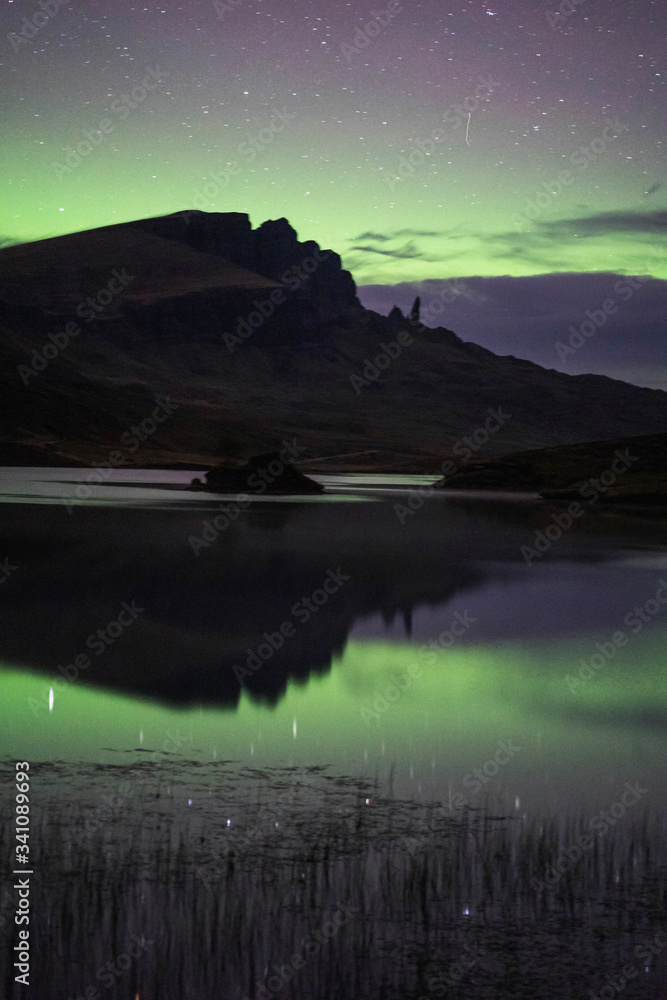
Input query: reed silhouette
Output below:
<box><xmin>1</xmin><ymin>761</ymin><xmax>665</xmax><ymax>1000</ymax></box>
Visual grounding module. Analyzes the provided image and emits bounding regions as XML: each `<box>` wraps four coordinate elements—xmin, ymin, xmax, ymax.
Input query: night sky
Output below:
<box><xmin>2</xmin><ymin>0</ymin><xmax>665</xmax><ymax>381</ymax></box>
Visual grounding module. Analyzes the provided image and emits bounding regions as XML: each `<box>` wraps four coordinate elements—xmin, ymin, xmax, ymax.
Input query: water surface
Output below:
<box><xmin>1</xmin><ymin>470</ymin><xmax>666</xmax><ymax>998</ymax></box>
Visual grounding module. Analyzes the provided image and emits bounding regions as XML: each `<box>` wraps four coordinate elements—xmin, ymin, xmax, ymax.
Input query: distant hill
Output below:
<box><xmin>436</xmin><ymin>431</ymin><xmax>667</xmax><ymax>503</ymax></box>
<box><xmin>2</xmin><ymin>210</ymin><xmax>667</xmax><ymax>470</ymax></box>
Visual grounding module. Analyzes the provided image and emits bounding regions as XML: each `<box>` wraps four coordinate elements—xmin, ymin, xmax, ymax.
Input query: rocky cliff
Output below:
<box><xmin>128</xmin><ymin>211</ymin><xmax>358</xmax><ymax>310</ymax></box>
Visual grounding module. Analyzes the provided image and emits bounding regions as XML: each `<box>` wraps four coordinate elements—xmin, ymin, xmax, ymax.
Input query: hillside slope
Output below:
<box><xmin>436</xmin><ymin>432</ymin><xmax>667</xmax><ymax>502</ymax></box>
<box><xmin>2</xmin><ymin>211</ymin><xmax>667</xmax><ymax>469</ymax></box>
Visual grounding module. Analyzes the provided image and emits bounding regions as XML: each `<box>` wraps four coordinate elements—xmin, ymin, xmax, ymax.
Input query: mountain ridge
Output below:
<box><xmin>1</xmin><ymin>210</ymin><xmax>666</xmax><ymax>469</ymax></box>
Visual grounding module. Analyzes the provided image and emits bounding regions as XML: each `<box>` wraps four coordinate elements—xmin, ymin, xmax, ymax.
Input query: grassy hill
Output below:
<box><xmin>436</xmin><ymin>431</ymin><xmax>667</xmax><ymax>503</ymax></box>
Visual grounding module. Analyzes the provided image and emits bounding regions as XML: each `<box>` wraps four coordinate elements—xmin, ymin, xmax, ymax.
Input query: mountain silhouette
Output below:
<box><xmin>2</xmin><ymin>210</ymin><xmax>667</xmax><ymax>470</ymax></box>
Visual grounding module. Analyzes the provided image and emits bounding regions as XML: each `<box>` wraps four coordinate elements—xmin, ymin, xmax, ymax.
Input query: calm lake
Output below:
<box><xmin>1</xmin><ymin>470</ymin><xmax>666</xmax><ymax>1000</ymax></box>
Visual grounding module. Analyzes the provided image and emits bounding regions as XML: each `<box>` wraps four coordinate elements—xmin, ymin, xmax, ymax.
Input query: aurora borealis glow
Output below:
<box><xmin>2</xmin><ymin>0</ymin><xmax>666</xmax><ymax>389</ymax></box>
<box><xmin>3</xmin><ymin>624</ymin><xmax>666</xmax><ymax>810</ymax></box>
<box><xmin>1</xmin><ymin>0</ymin><xmax>664</xmax><ymax>279</ymax></box>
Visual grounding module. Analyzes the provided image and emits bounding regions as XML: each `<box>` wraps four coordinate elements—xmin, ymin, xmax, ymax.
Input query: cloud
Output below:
<box><xmin>353</xmin><ymin>232</ymin><xmax>393</xmax><ymax>243</ymax></box>
<box><xmin>357</xmin><ymin>271</ymin><xmax>667</xmax><ymax>390</ymax></box>
<box><xmin>484</xmin><ymin>210</ymin><xmax>667</xmax><ymax>272</ymax></box>
<box><xmin>534</xmin><ymin>209</ymin><xmax>667</xmax><ymax>237</ymax></box>
<box><xmin>345</xmin><ymin>211</ymin><xmax>667</xmax><ymax>284</ymax></box>
<box><xmin>486</xmin><ymin>236</ymin><xmax>576</xmax><ymax>271</ymax></box>
<box><xmin>351</xmin><ymin>228</ymin><xmax>443</xmax><ymax>242</ymax></box>
<box><xmin>346</xmin><ymin>231</ymin><xmax>468</xmax><ymax>275</ymax></box>
<box><xmin>344</xmin><ymin>227</ymin><xmax>483</xmax><ymax>282</ymax></box>
<box><xmin>350</xmin><ymin>241</ymin><xmax>424</xmax><ymax>260</ymax></box>
<box><xmin>391</xmin><ymin>228</ymin><xmax>444</xmax><ymax>238</ymax></box>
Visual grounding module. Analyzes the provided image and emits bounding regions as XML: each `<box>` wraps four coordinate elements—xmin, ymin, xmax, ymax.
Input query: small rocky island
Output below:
<box><xmin>190</xmin><ymin>452</ymin><xmax>324</xmax><ymax>495</ymax></box>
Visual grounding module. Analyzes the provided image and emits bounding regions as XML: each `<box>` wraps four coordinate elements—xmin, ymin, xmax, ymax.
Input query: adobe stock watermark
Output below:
<box><xmin>17</xmin><ymin>320</ymin><xmax>80</xmax><ymax>384</ymax></box>
<box><xmin>64</xmin><ymin>935</ymin><xmax>154</xmax><ymax>1000</ymax></box>
<box><xmin>520</xmin><ymin>448</ymin><xmax>639</xmax><ymax>565</ymax></box>
<box><xmin>531</xmin><ymin>781</ymin><xmax>648</xmax><ymax>893</ymax></box>
<box><xmin>383</xmin><ymin>75</ymin><xmax>499</xmax><ymax>191</ymax></box>
<box><xmin>554</xmin><ymin>281</ymin><xmax>648</xmax><ymax>363</ymax></box>
<box><xmin>27</xmin><ymin>601</ymin><xmax>145</xmax><ymax>716</ymax></box>
<box><xmin>439</xmin><ymin>739</ymin><xmax>523</xmax><ymax>816</ymax></box>
<box><xmin>188</xmin><ymin>439</ymin><xmax>306</xmax><ymax>554</ymax></box>
<box><xmin>414</xmin><ymin>279</ymin><xmax>468</xmax><ymax>325</ymax></box>
<box><xmin>590</xmin><ymin>926</ymin><xmax>667</xmax><ymax>1000</ymax></box>
<box><xmin>75</xmin><ymin>267</ymin><xmax>136</xmax><ymax>322</ymax></box>
<box><xmin>394</xmin><ymin>406</ymin><xmax>512</xmax><ymax>524</ymax></box>
<box><xmin>7</xmin><ymin>0</ymin><xmax>67</xmax><ymax>53</ymax></box>
<box><xmin>222</xmin><ymin>248</ymin><xmax>331</xmax><ymax>353</ymax></box>
<box><xmin>0</xmin><ymin>558</ymin><xmax>18</xmax><ymax>585</ymax></box>
<box><xmin>183</xmin><ymin>107</ymin><xmax>296</xmax><ymax>214</ymax></box>
<box><xmin>339</xmin><ymin>0</ymin><xmax>402</xmax><ymax>61</ymax></box>
<box><xmin>52</xmin><ymin>67</ymin><xmax>168</xmax><ymax>180</ymax></box>
<box><xmin>350</xmin><ymin>280</ymin><xmax>477</xmax><ymax>391</ymax></box>
<box><xmin>565</xmin><ymin>578</ymin><xmax>667</xmax><ymax>694</ymax></box>
<box><xmin>512</xmin><ymin>117</ymin><xmax>629</xmax><ymax>230</ymax></box>
<box><xmin>546</xmin><ymin>0</ymin><xmax>588</xmax><ymax>31</ymax></box>
<box><xmin>17</xmin><ymin>268</ymin><xmax>136</xmax><ymax>385</ymax></box>
<box><xmin>359</xmin><ymin>609</ymin><xmax>477</xmax><ymax>724</ymax></box>
<box><xmin>232</xmin><ymin>568</ymin><xmax>350</xmax><ymax>685</ymax></box>
<box><xmin>349</xmin><ymin>329</ymin><xmax>414</xmax><ymax>394</ymax></box>
<box><xmin>60</xmin><ymin>396</ymin><xmax>179</xmax><ymax>513</ymax></box>
<box><xmin>350</xmin><ymin>286</ymin><xmax>469</xmax><ymax>394</ymax></box>
<box><xmin>240</xmin><ymin>903</ymin><xmax>358</xmax><ymax>1000</ymax></box>
<box><xmin>386</xmin><ymin>740</ymin><xmax>522</xmax><ymax>864</ymax></box>
<box><xmin>555</xmin><ymin>251</ymin><xmax>661</xmax><ymax>363</ymax></box>
<box><xmin>417</xmin><ymin>943</ymin><xmax>488</xmax><ymax>1000</ymax></box>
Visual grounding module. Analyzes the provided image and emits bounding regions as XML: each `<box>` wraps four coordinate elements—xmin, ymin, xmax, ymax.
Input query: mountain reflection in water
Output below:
<box><xmin>0</xmin><ymin>481</ymin><xmax>666</xmax><ymax>707</ymax></box>
<box><xmin>0</xmin><ymin>475</ymin><xmax>666</xmax><ymax>999</ymax></box>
